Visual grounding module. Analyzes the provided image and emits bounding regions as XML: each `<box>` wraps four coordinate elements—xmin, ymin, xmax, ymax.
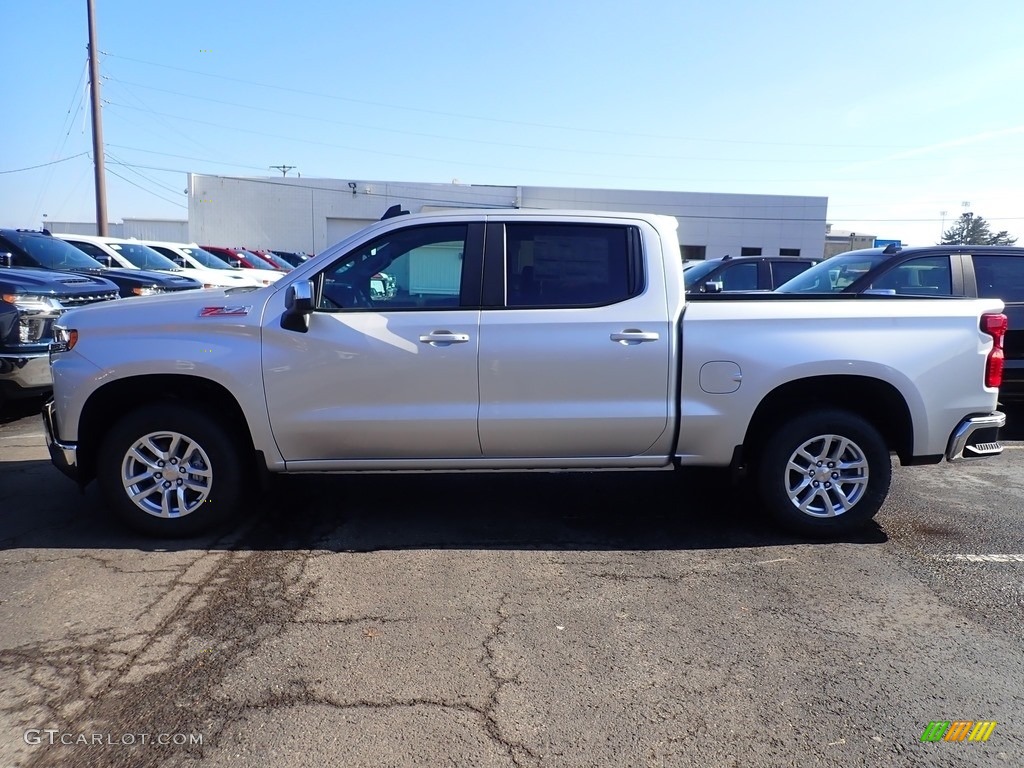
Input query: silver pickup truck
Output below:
<box><xmin>43</xmin><ymin>210</ymin><xmax>1007</xmax><ymax>537</ymax></box>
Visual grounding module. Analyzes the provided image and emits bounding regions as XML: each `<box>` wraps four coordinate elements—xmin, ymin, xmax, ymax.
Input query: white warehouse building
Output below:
<box><xmin>186</xmin><ymin>174</ymin><xmax>827</xmax><ymax>260</ymax></box>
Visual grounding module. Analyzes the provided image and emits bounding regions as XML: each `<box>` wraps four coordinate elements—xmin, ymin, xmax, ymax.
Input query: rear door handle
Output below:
<box><xmin>419</xmin><ymin>330</ymin><xmax>471</xmax><ymax>346</ymax></box>
<box><xmin>610</xmin><ymin>330</ymin><xmax>660</xmax><ymax>344</ymax></box>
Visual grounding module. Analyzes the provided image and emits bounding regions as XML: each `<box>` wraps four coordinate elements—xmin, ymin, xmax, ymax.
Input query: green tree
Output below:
<box><xmin>940</xmin><ymin>212</ymin><xmax>1017</xmax><ymax>245</ymax></box>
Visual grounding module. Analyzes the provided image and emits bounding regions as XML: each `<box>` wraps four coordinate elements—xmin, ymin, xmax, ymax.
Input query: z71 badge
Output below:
<box><xmin>198</xmin><ymin>306</ymin><xmax>252</xmax><ymax>317</ymax></box>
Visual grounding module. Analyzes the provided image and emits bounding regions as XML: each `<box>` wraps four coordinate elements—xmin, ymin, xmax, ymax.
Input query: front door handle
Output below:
<box><xmin>610</xmin><ymin>330</ymin><xmax>660</xmax><ymax>345</ymax></box>
<box><xmin>419</xmin><ymin>330</ymin><xmax>471</xmax><ymax>346</ymax></box>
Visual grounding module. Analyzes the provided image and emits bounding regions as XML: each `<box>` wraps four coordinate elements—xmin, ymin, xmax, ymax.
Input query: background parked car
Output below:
<box><xmin>201</xmin><ymin>246</ymin><xmax>286</xmax><ymax>282</ymax></box>
<box><xmin>138</xmin><ymin>240</ymin><xmax>266</xmax><ymax>288</ymax></box>
<box><xmin>54</xmin><ymin>234</ymin><xmax>249</xmax><ymax>290</ymax></box>
<box><xmin>683</xmin><ymin>254</ymin><xmax>821</xmax><ymax>293</ymax></box>
<box><xmin>0</xmin><ymin>267</ymin><xmax>119</xmax><ymax>405</ymax></box>
<box><xmin>270</xmin><ymin>250</ymin><xmax>311</xmax><ymax>267</ymax></box>
<box><xmin>0</xmin><ymin>229</ymin><xmax>202</xmax><ymax>298</ymax></box>
<box><xmin>776</xmin><ymin>244</ymin><xmax>1024</xmax><ymax>402</ymax></box>
<box><xmin>247</xmin><ymin>249</ymin><xmax>294</xmax><ymax>271</ymax></box>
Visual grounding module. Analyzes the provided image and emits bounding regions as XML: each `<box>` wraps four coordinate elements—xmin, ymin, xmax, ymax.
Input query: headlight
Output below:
<box><xmin>131</xmin><ymin>286</ymin><xmax>159</xmax><ymax>296</ymax></box>
<box><xmin>2</xmin><ymin>294</ymin><xmax>62</xmax><ymax>311</ymax></box>
<box><xmin>2</xmin><ymin>294</ymin><xmax>63</xmax><ymax>343</ymax></box>
<box><xmin>50</xmin><ymin>325</ymin><xmax>79</xmax><ymax>353</ymax></box>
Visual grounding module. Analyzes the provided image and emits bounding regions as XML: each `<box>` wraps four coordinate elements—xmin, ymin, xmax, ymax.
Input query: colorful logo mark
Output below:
<box><xmin>920</xmin><ymin>721</ymin><xmax>996</xmax><ymax>742</ymax></box>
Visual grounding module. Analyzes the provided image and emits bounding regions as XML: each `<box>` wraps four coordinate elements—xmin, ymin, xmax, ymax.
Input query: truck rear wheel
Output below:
<box><xmin>756</xmin><ymin>409</ymin><xmax>891</xmax><ymax>536</ymax></box>
<box><xmin>97</xmin><ymin>404</ymin><xmax>243</xmax><ymax>537</ymax></box>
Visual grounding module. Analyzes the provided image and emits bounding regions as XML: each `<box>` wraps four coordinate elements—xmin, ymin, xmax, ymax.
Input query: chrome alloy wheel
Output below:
<box><xmin>784</xmin><ymin>433</ymin><xmax>869</xmax><ymax>518</ymax></box>
<box><xmin>120</xmin><ymin>431</ymin><xmax>213</xmax><ymax>519</ymax></box>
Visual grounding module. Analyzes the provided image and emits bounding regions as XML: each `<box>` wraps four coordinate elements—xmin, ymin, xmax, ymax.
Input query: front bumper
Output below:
<box><xmin>946</xmin><ymin>411</ymin><xmax>1005</xmax><ymax>461</ymax></box>
<box><xmin>42</xmin><ymin>398</ymin><xmax>79</xmax><ymax>482</ymax></box>
<box><xmin>0</xmin><ymin>351</ymin><xmax>52</xmax><ymax>394</ymax></box>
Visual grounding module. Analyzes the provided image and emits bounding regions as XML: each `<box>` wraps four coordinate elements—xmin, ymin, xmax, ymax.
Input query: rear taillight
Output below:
<box><xmin>982</xmin><ymin>312</ymin><xmax>1007</xmax><ymax>389</ymax></box>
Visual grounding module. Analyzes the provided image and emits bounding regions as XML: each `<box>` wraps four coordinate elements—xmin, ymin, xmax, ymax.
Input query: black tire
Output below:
<box><xmin>756</xmin><ymin>409</ymin><xmax>891</xmax><ymax>536</ymax></box>
<box><xmin>97</xmin><ymin>403</ymin><xmax>244</xmax><ymax>537</ymax></box>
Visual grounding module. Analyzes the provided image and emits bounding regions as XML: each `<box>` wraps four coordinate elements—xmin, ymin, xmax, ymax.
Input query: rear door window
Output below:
<box><xmin>504</xmin><ymin>223</ymin><xmax>640</xmax><ymax>307</ymax></box>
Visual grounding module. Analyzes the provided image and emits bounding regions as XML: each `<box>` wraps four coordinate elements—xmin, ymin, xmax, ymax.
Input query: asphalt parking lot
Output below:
<box><xmin>1</xmin><ymin>399</ymin><xmax>1022</xmax><ymax>768</ymax></box>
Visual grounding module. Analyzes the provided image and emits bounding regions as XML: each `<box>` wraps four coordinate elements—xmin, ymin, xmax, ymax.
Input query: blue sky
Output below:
<box><xmin>3</xmin><ymin>0</ymin><xmax>1023</xmax><ymax>245</ymax></box>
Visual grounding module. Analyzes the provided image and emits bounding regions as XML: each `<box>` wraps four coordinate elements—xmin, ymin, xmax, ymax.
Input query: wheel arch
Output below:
<box><xmin>740</xmin><ymin>375</ymin><xmax>914</xmax><ymax>467</ymax></box>
<box><xmin>77</xmin><ymin>374</ymin><xmax>259</xmax><ymax>485</ymax></box>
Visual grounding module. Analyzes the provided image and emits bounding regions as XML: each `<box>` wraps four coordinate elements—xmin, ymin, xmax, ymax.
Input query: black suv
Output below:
<box><xmin>776</xmin><ymin>245</ymin><xmax>1024</xmax><ymax>402</ymax></box>
<box><xmin>683</xmin><ymin>254</ymin><xmax>821</xmax><ymax>293</ymax></box>
<box><xmin>0</xmin><ymin>267</ymin><xmax>119</xmax><ymax>404</ymax></box>
<box><xmin>0</xmin><ymin>229</ymin><xmax>202</xmax><ymax>298</ymax></box>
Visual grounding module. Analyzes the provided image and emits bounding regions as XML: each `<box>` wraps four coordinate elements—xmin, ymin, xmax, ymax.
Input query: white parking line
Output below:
<box><xmin>932</xmin><ymin>554</ymin><xmax>1024</xmax><ymax>563</ymax></box>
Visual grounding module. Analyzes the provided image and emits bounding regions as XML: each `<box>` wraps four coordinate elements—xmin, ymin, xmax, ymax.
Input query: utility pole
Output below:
<box><xmin>87</xmin><ymin>0</ymin><xmax>108</xmax><ymax>235</ymax></box>
<box><xmin>270</xmin><ymin>165</ymin><xmax>296</xmax><ymax>177</ymax></box>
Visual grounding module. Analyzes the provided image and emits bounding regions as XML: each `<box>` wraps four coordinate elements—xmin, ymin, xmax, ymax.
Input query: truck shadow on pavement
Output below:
<box><xmin>6</xmin><ymin>399</ymin><xmax>1021</xmax><ymax>552</ymax></box>
<box><xmin>0</xmin><ymin>395</ymin><xmax>46</xmax><ymax>425</ymax></box>
<box><xmin>258</xmin><ymin>468</ymin><xmax>890</xmax><ymax>552</ymax></box>
<box><xmin>0</xmin><ymin>459</ymin><xmax>888</xmax><ymax>552</ymax></box>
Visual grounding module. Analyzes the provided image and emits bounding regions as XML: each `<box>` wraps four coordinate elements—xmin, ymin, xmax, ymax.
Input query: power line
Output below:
<box><xmin>28</xmin><ymin>56</ymin><xmax>90</xmax><ymax>222</ymax></box>
<box><xmin>100</xmin><ymin>51</ymin><xmax>917</xmax><ymax>150</ymax></box>
<box><xmin>107</xmin><ymin>143</ymin><xmax>267</xmax><ymax>172</ymax></box>
<box><xmin>101</xmin><ymin>75</ymin><xmax>229</xmax><ymax>159</ymax></box>
<box><xmin>102</xmin><ymin>76</ymin><xmax>863</xmax><ymax>165</ymax></box>
<box><xmin>53</xmin><ymin>164</ymin><xmax>93</xmax><ymax>221</ymax></box>
<box><xmin>1</xmin><ymin>152</ymin><xmax>91</xmax><ymax>175</ymax></box>
<box><xmin>102</xmin><ymin>101</ymin><xmax>740</xmax><ymax>182</ymax></box>
<box><xmin>103</xmin><ymin>101</ymin><xmax>982</xmax><ymax>186</ymax></box>
<box><xmin>107</xmin><ymin>153</ymin><xmax>186</xmax><ymax>196</ymax></box>
<box><xmin>105</xmin><ymin>166</ymin><xmax>187</xmax><ymax>209</ymax></box>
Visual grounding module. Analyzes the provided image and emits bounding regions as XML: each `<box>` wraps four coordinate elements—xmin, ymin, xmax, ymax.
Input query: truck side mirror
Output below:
<box><xmin>703</xmin><ymin>281</ymin><xmax>722</xmax><ymax>294</ymax></box>
<box><xmin>0</xmin><ymin>252</ymin><xmax>11</xmax><ymax>268</ymax></box>
<box><xmin>281</xmin><ymin>280</ymin><xmax>314</xmax><ymax>332</ymax></box>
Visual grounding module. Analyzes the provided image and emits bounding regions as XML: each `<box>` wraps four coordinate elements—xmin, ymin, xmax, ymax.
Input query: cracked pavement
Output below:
<box><xmin>1</xmin><ymin>400</ymin><xmax>1022</xmax><ymax>767</ymax></box>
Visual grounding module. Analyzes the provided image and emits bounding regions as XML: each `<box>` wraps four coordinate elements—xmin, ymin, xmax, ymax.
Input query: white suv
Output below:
<box><xmin>138</xmin><ymin>240</ymin><xmax>270</xmax><ymax>287</ymax></box>
<box><xmin>53</xmin><ymin>234</ymin><xmax>264</xmax><ymax>289</ymax></box>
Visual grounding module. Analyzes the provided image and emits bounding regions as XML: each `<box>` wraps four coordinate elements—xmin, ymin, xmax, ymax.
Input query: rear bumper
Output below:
<box><xmin>946</xmin><ymin>411</ymin><xmax>1005</xmax><ymax>461</ymax></box>
<box><xmin>42</xmin><ymin>398</ymin><xmax>79</xmax><ymax>482</ymax></box>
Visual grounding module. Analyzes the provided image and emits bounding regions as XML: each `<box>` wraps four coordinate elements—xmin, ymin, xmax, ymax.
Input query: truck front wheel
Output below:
<box><xmin>756</xmin><ymin>409</ymin><xmax>891</xmax><ymax>536</ymax></box>
<box><xmin>97</xmin><ymin>404</ymin><xmax>244</xmax><ymax>537</ymax></box>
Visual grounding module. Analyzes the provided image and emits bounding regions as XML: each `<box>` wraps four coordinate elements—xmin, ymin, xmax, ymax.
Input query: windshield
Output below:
<box><xmin>110</xmin><ymin>242</ymin><xmax>180</xmax><ymax>271</ymax></box>
<box><xmin>181</xmin><ymin>247</ymin><xmax>231</xmax><ymax>270</ymax></box>
<box><xmin>239</xmin><ymin>250</ymin><xmax>278</xmax><ymax>271</ymax></box>
<box><xmin>775</xmin><ymin>252</ymin><xmax>893</xmax><ymax>293</ymax></box>
<box><xmin>682</xmin><ymin>260</ymin><xmax>723</xmax><ymax>289</ymax></box>
<box><xmin>260</xmin><ymin>252</ymin><xmax>294</xmax><ymax>270</ymax></box>
<box><xmin>1</xmin><ymin>231</ymin><xmax>105</xmax><ymax>270</ymax></box>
